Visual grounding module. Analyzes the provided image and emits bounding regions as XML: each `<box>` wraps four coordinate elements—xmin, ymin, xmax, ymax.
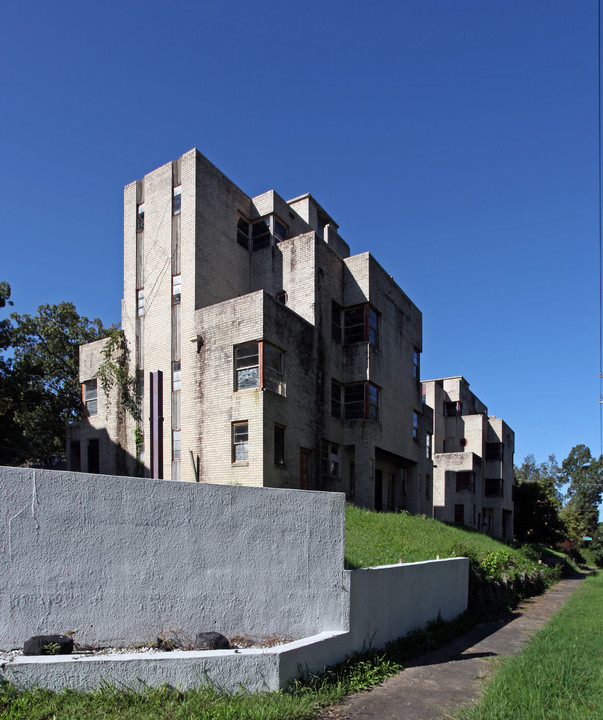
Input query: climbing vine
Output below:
<box><xmin>95</xmin><ymin>328</ymin><xmax>141</xmax><ymax>425</ymax></box>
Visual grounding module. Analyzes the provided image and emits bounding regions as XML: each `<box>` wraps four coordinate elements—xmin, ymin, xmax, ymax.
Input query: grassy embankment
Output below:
<box><xmin>0</xmin><ymin>506</ymin><xmax>565</xmax><ymax>719</ymax></box>
<box><xmin>455</xmin><ymin>570</ymin><xmax>603</xmax><ymax>720</ymax></box>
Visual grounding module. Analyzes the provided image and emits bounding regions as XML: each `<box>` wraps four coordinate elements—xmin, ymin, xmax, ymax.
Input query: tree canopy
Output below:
<box><xmin>513</xmin><ymin>454</ymin><xmax>565</xmax><ymax>545</ymax></box>
<box><xmin>0</xmin><ymin>282</ymin><xmax>110</xmax><ymax>467</ymax></box>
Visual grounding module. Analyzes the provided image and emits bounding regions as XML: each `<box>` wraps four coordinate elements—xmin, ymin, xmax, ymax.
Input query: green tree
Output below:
<box><xmin>560</xmin><ymin>445</ymin><xmax>603</xmax><ymax>543</ymax></box>
<box><xmin>514</xmin><ymin>454</ymin><xmax>565</xmax><ymax>544</ymax></box>
<box><xmin>0</xmin><ymin>286</ymin><xmax>109</xmax><ymax>466</ymax></box>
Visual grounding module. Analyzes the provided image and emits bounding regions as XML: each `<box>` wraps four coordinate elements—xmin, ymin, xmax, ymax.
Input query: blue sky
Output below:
<box><xmin>1</xmin><ymin>1</ymin><xmax>601</xmax><ymax>511</ymax></box>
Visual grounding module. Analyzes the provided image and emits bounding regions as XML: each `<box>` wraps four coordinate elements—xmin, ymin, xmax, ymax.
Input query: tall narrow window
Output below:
<box><xmin>273</xmin><ymin>219</ymin><xmax>288</xmax><ymax>243</ymax></box>
<box><xmin>332</xmin><ymin>301</ymin><xmax>342</xmax><ymax>342</ymax></box>
<box><xmin>413</xmin><ymin>411</ymin><xmax>419</xmax><ymax>441</ymax></box>
<box><xmin>172</xmin><ymin>429</ymin><xmax>181</xmax><ymax>460</ymax></box>
<box><xmin>454</xmin><ymin>504</ymin><xmax>464</xmax><ymax>524</ymax></box>
<box><xmin>367</xmin><ymin>383</ymin><xmax>379</xmax><ymax>422</ymax></box>
<box><xmin>368</xmin><ymin>307</ymin><xmax>378</xmax><ymax>346</ymax></box>
<box><xmin>84</xmin><ymin>379</ymin><xmax>98</xmax><ymax>416</ymax></box>
<box><xmin>413</xmin><ymin>348</ymin><xmax>420</xmax><ymax>379</ymax></box>
<box><xmin>349</xmin><ymin>461</ymin><xmax>356</xmax><ymax>498</ymax></box>
<box><xmin>237</xmin><ymin>217</ymin><xmax>250</xmax><ymax>249</ymax></box>
<box><xmin>232</xmin><ymin>422</ymin><xmax>249</xmax><ymax>463</ymax></box>
<box><xmin>252</xmin><ymin>219</ymin><xmax>271</xmax><ymax>250</ymax></box>
<box><xmin>235</xmin><ymin>343</ymin><xmax>260</xmax><ymax>389</ymax></box>
<box><xmin>321</xmin><ymin>441</ymin><xmax>340</xmax><ymax>478</ymax></box>
<box><xmin>343</xmin><ymin>307</ymin><xmax>365</xmax><ymax>344</ymax></box>
<box><xmin>344</xmin><ymin>384</ymin><xmax>365</xmax><ymax>420</ymax></box>
<box><xmin>264</xmin><ymin>344</ymin><xmax>284</xmax><ymax>393</ymax></box>
<box><xmin>331</xmin><ymin>379</ymin><xmax>342</xmax><ymax>419</ymax></box>
<box><xmin>172</xmin><ymin>360</ymin><xmax>181</xmax><ymax>391</ymax></box>
<box><xmin>426</xmin><ymin>432</ymin><xmax>432</xmax><ymax>459</ymax></box>
<box><xmin>137</xmin><ymin>203</ymin><xmax>145</xmax><ymax>232</ymax></box>
<box><xmin>274</xmin><ymin>425</ymin><xmax>285</xmax><ymax>465</ymax></box>
<box><xmin>172</xmin><ymin>275</ymin><xmax>181</xmax><ymax>304</ymax></box>
<box><xmin>137</xmin><ymin>288</ymin><xmax>145</xmax><ymax>317</ymax></box>
<box><xmin>173</xmin><ymin>186</ymin><xmax>181</xmax><ymax>215</ymax></box>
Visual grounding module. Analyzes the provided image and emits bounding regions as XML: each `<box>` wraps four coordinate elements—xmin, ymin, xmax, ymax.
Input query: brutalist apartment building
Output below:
<box><xmin>67</xmin><ymin>148</ymin><xmax>434</xmax><ymax>514</ymax></box>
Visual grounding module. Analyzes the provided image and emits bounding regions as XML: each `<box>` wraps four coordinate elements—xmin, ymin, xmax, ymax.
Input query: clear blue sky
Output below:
<box><xmin>1</xmin><ymin>1</ymin><xmax>601</xmax><ymax>512</ymax></box>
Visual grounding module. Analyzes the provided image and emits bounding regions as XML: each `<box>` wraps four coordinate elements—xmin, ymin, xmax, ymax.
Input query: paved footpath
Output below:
<box><xmin>316</xmin><ymin>573</ymin><xmax>588</xmax><ymax>720</ymax></box>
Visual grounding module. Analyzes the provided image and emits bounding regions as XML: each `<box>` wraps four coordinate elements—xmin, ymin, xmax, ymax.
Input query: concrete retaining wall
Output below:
<box><xmin>1</xmin><ymin>466</ymin><xmax>469</xmax><ymax>692</ymax></box>
<box><xmin>0</xmin><ymin>467</ymin><xmax>347</xmax><ymax>648</ymax></box>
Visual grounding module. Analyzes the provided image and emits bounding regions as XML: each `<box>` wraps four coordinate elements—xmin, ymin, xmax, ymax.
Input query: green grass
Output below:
<box><xmin>454</xmin><ymin>571</ymin><xmax>603</xmax><ymax>720</ymax></box>
<box><xmin>0</xmin><ymin>507</ymin><xmax>566</xmax><ymax>719</ymax></box>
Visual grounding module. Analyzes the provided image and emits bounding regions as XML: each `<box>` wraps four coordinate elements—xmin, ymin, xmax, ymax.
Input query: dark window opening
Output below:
<box><xmin>274</xmin><ymin>219</ymin><xmax>287</xmax><ymax>243</ymax></box>
<box><xmin>413</xmin><ymin>411</ymin><xmax>419</xmax><ymax>441</ymax></box>
<box><xmin>445</xmin><ymin>401</ymin><xmax>462</xmax><ymax>417</ymax></box>
<box><xmin>413</xmin><ymin>347</ymin><xmax>420</xmax><ymax>379</ymax></box>
<box><xmin>485</xmin><ymin>478</ymin><xmax>503</xmax><ymax>497</ymax></box>
<box><xmin>344</xmin><ymin>383</ymin><xmax>365</xmax><ymax>420</ymax></box>
<box><xmin>331</xmin><ymin>379</ymin><xmax>342</xmax><ymax>419</ymax></box>
<box><xmin>332</xmin><ymin>301</ymin><xmax>342</xmax><ymax>342</ymax></box>
<box><xmin>137</xmin><ymin>204</ymin><xmax>145</xmax><ymax>232</ymax></box>
<box><xmin>485</xmin><ymin>442</ymin><xmax>504</xmax><ymax>461</ymax></box>
<box><xmin>237</xmin><ymin>218</ymin><xmax>250</xmax><ymax>249</ymax></box>
<box><xmin>321</xmin><ymin>441</ymin><xmax>340</xmax><ymax>478</ymax></box>
<box><xmin>252</xmin><ymin>219</ymin><xmax>271</xmax><ymax>250</ymax></box>
<box><xmin>88</xmin><ymin>438</ymin><xmax>100</xmax><ymax>474</ymax></box>
<box><xmin>343</xmin><ymin>306</ymin><xmax>365</xmax><ymax>344</ymax></box>
<box><xmin>456</xmin><ymin>471</ymin><xmax>474</xmax><ymax>492</ymax></box>
<box><xmin>349</xmin><ymin>461</ymin><xmax>356</xmax><ymax>499</ymax></box>
<box><xmin>454</xmin><ymin>503</ymin><xmax>464</xmax><ymax>524</ymax></box>
<box><xmin>275</xmin><ymin>290</ymin><xmax>287</xmax><ymax>304</ymax></box>
<box><xmin>274</xmin><ymin>425</ymin><xmax>285</xmax><ymax>465</ymax></box>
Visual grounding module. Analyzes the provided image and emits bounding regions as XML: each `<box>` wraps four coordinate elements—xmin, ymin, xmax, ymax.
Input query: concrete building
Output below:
<box><xmin>68</xmin><ymin>149</ymin><xmax>433</xmax><ymax>513</ymax></box>
<box><xmin>422</xmin><ymin>376</ymin><xmax>514</xmax><ymax>541</ymax></box>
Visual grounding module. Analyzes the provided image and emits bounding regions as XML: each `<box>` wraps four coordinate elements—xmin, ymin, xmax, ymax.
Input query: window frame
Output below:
<box><xmin>456</xmin><ymin>471</ymin><xmax>474</xmax><ymax>493</ymax></box>
<box><xmin>232</xmin><ymin>421</ymin><xmax>249</xmax><ymax>464</ymax></box>
<box><xmin>412</xmin><ymin>411</ymin><xmax>419</xmax><ymax>441</ymax></box>
<box><xmin>172</xmin><ymin>274</ymin><xmax>181</xmax><ymax>304</ymax></box>
<box><xmin>136</xmin><ymin>203</ymin><xmax>145</xmax><ymax>232</ymax></box>
<box><xmin>234</xmin><ymin>341</ymin><xmax>284</xmax><ymax>394</ymax></box>
<box><xmin>136</xmin><ymin>288</ymin><xmax>145</xmax><ymax>317</ymax></box>
<box><xmin>321</xmin><ymin>440</ymin><xmax>340</xmax><ymax>478</ymax></box>
<box><xmin>343</xmin><ymin>304</ymin><xmax>379</xmax><ymax>346</ymax></box>
<box><xmin>172</xmin><ymin>360</ymin><xmax>181</xmax><ymax>391</ymax></box>
<box><xmin>173</xmin><ymin>186</ymin><xmax>182</xmax><ymax>216</ymax></box>
<box><xmin>84</xmin><ymin>379</ymin><xmax>98</xmax><ymax>416</ymax></box>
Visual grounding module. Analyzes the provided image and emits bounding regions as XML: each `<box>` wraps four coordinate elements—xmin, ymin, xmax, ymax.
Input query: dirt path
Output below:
<box><xmin>316</xmin><ymin>574</ymin><xmax>587</xmax><ymax>720</ymax></box>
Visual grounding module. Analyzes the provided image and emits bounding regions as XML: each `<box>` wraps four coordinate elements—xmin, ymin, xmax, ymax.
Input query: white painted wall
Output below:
<box><xmin>0</xmin><ymin>467</ymin><xmax>347</xmax><ymax>648</ymax></box>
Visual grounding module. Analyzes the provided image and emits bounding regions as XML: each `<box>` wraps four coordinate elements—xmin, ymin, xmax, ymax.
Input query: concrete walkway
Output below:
<box><xmin>316</xmin><ymin>573</ymin><xmax>588</xmax><ymax>720</ymax></box>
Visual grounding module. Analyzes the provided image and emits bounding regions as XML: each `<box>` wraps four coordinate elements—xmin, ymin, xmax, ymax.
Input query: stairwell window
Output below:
<box><xmin>137</xmin><ymin>288</ymin><xmax>145</xmax><ymax>317</ymax></box>
<box><xmin>274</xmin><ymin>425</ymin><xmax>286</xmax><ymax>465</ymax></box>
<box><xmin>136</xmin><ymin>204</ymin><xmax>145</xmax><ymax>232</ymax></box>
<box><xmin>413</xmin><ymin>411</ymin><xmax>419</xmax><ymax>441</ymax></box>
<box><xmin>172</xmin><ymin>275</ymin><xmax>181</xmax><ymax>304</ymax></box>
<box><xmin>172</xmin><ymin>360</ymin><xmax>181</xmax><ymax>391</ymax></box>
<box><xmin>237</xmin><ymin>217</ymin><xmax>250</xmax><ymax>249</ymax></box>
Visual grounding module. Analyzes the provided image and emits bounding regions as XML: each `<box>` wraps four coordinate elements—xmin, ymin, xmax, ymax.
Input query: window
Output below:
<box><xmin>172</xmin><ymin>275</ymin><xmax>181</xmax><ymax>304</ymax></box>
<box><xmin>275</xmin><ymin>290</ymin><xmax>287</xmax><ymax>304</ymax></box>
<box><xmin>137</xmin><ymin>203</ymin><xmax>145</xmax><ymax>232</ymax></box>
<box><xmin>84</xmin><ymin>379</ymin><xmax>98</xmax><ymax>416</ymax></box>
<box><xmin>343</xmin><ymin>306</ymin><xmax>365</xmax><ymax>344</ymax></box>
<box><xmin>274</xmin><ymin>425</ymin><xmax>285</xmax><ymax>465</ymax></box>
<box><xmin>413</xmin><ymin>411</ymin><xmax>419</xmax><ymax>441</ymax></box>
<box><xmin>331</xmin><ymin>379</ymin><xmax>342</xmax><ymax>419</ymax></box>
<box><xmin>485</xmin><ymin>478</ymin><xmax>503</xmax><ymax>497</ymax></box>
<box><xmin>332</xmin><ymin>301</ymin><xmax>342</xmax><ymax>342</ymax></box>
<box><xmin>426</xmin><ymin>432</ymin><xmax>432</xmax><ymax>459</ymax></box>
<box><xmin>172</xmin><ymin>360</ymin><xmax>181</xmax><ymax>391</ymax></box>
<box><xmin>235</xmin><ymin>343</ymin><xmax>259</xmax><ymax>389</ymax></box>
<box><xmin>321</xmin><ymin>441</ymin><xmax>340</xmax><ymax>478</ymax></box>
<box><xmin>454</xmin><ymin>504</ymin><xmax>464</xmax><ymax>524</ymax></box>
<box><xmin>88</xmin><ymin>438</ymin><xmax>100</xmax><ymax>474</ymax></box>
<box><xmin>264</xmin><ymin>344</ymin><xmax>284</xmax><ymax>393</ymax></box>
<box><xmin>368</xmin><ymin>384</ymin><xmax>379</xmax><ymax>422</ymax></box>
<box><xmin>172</xmin><ymin>429</ymin><xmax>181</xmax><ymax>460</ymax></box>
<box><xmin>485</xmin><ymin>442</ymin><xmax>504</xmax><ymax>461</ymax></box>
<box><xmin>232</xmin><ymin>422</ymin><xmax>248</xmax><ymax>463</ymax></box>
<box><xmin>456</xmin><ymin>471</ymin><xmax>474</xmax><ymax>492</ymax></box>
<box><xmin>344</xmin><ymin>384</ymin><xmax>365</xmax><ymax>420</ymax></box>
<box><xmin>137</xmin><ymin>288</ymin><xmax>145</xmax><ymax>317</ymax></box>
<box><xmin>237</xmin><ymin>217</ymin><xmax>250</xmax><ymax>249</ymax></box>
<box><xmin>413</xmin><ymin>348</ymin><xmax>420</xmax><ymax>379</ymax></box>
<box><xmin>252</xmin><ymin>219</ymin><xmax>271</xmax><ymax>250</ymax></box>
<box><xmin>445</xmin><ymin>401</ymin><xmax>462</xmax><ymax>417</ymax></box>
<box><xmin>173</xmin><ymin>186</ymin><xmax>181</xmax><ymax>215</ymax></box>
<box><xmin>343</xmin><ymin>304</ymin><xmax>378</xmax><ymax>346</ymax></box>
<box><xmin>235</xmin><ymin>342</ymin><xmax>284</xmax><ymax>393</ymax></box>
<box><xmin>273</xmin><ymin>219</ymin><xmax>287</xmax><ymax>243</ymax></box>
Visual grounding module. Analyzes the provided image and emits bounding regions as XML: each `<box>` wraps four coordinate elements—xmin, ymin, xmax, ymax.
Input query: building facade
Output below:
<box><xmin>422</xmin><ymin>376</ymin><xmax>514</xmax><ymax>541</ymax></box>
<box><xmin>68</xmin><ymin>149</ymin><xmax>434</xmax><ymax>514</ymax></box>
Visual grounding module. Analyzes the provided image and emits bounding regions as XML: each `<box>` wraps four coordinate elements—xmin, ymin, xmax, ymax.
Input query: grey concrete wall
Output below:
<box><xmin>1</xmin><ymin>467</ymin><xmax>347</xmax><ymax>649</ymax></box>
<box><xmin>3</xmin><ymin>558</ymin><xmax>469</xmax><ymax>693</ymax></box>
